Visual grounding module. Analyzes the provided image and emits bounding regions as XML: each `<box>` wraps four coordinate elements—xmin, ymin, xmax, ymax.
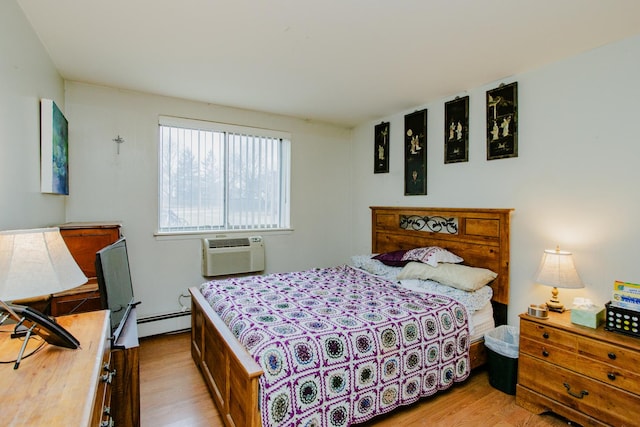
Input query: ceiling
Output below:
<box><xmin>17</xmin><ymin>0</ymin><xmax>640</xmax><ymax>128</ymax></box>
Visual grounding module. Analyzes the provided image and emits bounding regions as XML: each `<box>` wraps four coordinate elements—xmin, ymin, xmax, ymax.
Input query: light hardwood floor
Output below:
<box><xmin>139</xmin><ymin>331</ymin><xmax>576</xmax><ymax>427</ymax></box>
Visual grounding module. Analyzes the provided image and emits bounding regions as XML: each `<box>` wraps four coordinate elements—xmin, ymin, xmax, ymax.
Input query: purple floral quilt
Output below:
<box><xmin>200</xmin><ymin>265</ymin><xmax>470</xmax><ymax>426</ymax></box>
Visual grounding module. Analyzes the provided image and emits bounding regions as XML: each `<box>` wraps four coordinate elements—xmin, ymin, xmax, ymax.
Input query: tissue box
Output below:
<box><xmin>571</xmin><ymin>306</ymin><xmax>605</xmax><ymax>329</ymax></box>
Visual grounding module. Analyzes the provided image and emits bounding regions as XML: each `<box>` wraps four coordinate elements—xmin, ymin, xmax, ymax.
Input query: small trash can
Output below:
<box><xmin>484</xmin><ymin>324</ymin><xmax>519</xmax><ymax>395</ymax></box>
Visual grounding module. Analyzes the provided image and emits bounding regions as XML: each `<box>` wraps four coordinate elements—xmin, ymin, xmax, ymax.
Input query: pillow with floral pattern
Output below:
<box><xmin>401</xmin><ymin>246</ymin><xmax>463</xmax><ymax>267</ymax></box>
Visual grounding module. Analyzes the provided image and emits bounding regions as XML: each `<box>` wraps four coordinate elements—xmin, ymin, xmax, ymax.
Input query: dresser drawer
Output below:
<box><xmin>519</xmin><ymin>336</ymin><xmax>576</xmax><ymax>370</ymax></box>
<box><xmin>520</xmin><ymin>319</ymin><xmax>577</xmax><ymax>351</ymax></box>
<box><xmin>521</xmin><ymin>332</ymin><xmax>640</xmax><ymax>395</ymax></box>
<box><xmin>519</xmin><ymin>354</ymin><xmax>639</xmax><ymax>427</ymax></box>
<box><xmin>575</xmin><ymin>335</ymin><xmax>640</xmax><ymax>396</ymax></box>
<box><xmin>577</xmin><ymin>333</ymin><xmax>640</xmax><ymax>370</ymax></box>
<box><xmin>92</xmin><ymin>317</ymin><xmax>114</xmax><ymax>426</ymax></box>
<box><xmin>93</xmin><ymin>357</ymin><xmax>114</xmax><ymax>426</ymax></box>
<box><xmin>51</xmin><ymin>286</ymin><xmax>102</xmax><ymax>316</ymax></box>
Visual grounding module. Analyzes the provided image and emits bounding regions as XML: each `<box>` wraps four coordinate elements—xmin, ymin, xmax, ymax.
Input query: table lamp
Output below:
<box><xmin>0</xmin><ymin>228</ymin><xmax>87</xmax><ymax>367</ymax></box>
<box><xmin>534</xmin><ymin>246</ymin><xmax>584</xmax><ymax>312</ymax></box>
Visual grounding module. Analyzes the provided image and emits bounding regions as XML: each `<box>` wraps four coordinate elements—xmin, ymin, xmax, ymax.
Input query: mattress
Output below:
<box><xmin>469</xmin><ymin>302</ymin><xmax>495</xmax><ymax>342</ymax></box>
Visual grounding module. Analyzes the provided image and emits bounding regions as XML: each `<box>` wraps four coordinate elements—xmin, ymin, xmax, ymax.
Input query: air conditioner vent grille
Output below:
<box><xmin>207</xmin><ymin>237</ymin><xmax>250</xmax><ymax>249</ymax></box>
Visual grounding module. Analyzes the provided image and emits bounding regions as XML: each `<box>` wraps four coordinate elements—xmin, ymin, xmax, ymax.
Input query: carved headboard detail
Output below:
<box><xmin>371</xmin><ymin>206</ymin><xmax>513</xmax><ymax>323</ymax></box>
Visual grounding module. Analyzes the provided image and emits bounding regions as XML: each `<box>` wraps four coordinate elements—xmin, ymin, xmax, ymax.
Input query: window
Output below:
<box><xmin>158</xmin><ymin>116</ymin><xmax>290</xmax><ymax>233</ymax></box>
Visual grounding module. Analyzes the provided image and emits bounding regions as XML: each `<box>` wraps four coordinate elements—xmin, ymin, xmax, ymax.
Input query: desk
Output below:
<box><xmin>0</xmin><ymin>310</ymin><xmax>111</xmax><ymax>427</ymax></box>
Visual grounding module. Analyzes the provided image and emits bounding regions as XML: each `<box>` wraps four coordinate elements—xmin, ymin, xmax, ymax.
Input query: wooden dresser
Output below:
<box><xmin>54</xmin><ymin>222</ymin><xmax>122</xmax><ymax>316</ymax></box>
<box><xmin>517</xmin><ymin>311</ymin><xmax>640</xmax><ymax>426</ymax></box>
<box><xmin>0</xmin><ymin>310</ymin><xmax>112</xmax><ymax>426</ymax></box>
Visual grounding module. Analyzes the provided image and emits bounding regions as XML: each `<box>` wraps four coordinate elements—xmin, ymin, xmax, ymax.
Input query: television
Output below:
<box><xmin>95</xmin><ymin>237</ymin><xmax>137</xmax><ymax>343</ymax></box>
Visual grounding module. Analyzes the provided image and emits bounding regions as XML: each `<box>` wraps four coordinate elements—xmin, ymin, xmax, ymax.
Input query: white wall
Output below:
<box><xmin>0</xmin><ymin>1</ymin><xmax>66</xmax><ymax>230</ymax></box>
<box><xmin>64</xmin><ymin>83</ymin><xmax>353</xmax><ymax>335</ymax></box>
<box><xmin>7</xmin><ymin>0</ymin><xmax>640</xmax><ymax>332</ymax></box>
<box><xmin>351</xmin><ymin>35</ymin><xmax>640</xmax><ymax>326</ymax></box>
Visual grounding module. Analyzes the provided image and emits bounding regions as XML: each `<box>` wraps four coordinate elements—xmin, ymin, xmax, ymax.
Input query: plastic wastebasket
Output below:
<box><xmin>484</xmin><ymin>324</ymin><xmax>519</xmax><ymax>395</ymax></box>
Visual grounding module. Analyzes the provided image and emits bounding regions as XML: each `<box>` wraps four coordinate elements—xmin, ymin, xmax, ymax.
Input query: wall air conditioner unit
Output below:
<box><xmin>202</xmin><ymin>236</ymin><xmax>265</xmax><ymax>277</ymax></box>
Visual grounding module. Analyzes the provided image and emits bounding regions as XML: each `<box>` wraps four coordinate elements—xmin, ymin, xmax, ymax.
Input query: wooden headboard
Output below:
<box><xmin>371</xmin><ymin>206</ymin><xmax>513</xmax><ymax>324</ymax></box>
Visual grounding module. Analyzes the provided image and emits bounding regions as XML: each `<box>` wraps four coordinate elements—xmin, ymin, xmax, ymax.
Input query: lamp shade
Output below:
<box><xmin>534</xmin><ymin>248</ymin><xmax>584</xmax><ymax>289</ymax></box>
<box><xmin>0</xmin><ymin>228</ymin><xmax>87</xmax><ymax>301</ymax></box>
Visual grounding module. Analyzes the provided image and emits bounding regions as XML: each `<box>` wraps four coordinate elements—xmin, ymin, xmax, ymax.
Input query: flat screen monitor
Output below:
<box><xmin>95</xmin><ymin>237</ymin><xmax>136</xmax><ymax>342</ymax></box>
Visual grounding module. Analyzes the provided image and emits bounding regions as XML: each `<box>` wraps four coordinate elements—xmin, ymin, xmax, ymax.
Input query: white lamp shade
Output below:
<box><xmin>0</xmin><ymin>228</ymin><xmax>87</xmax><ymax>301</ymax></box>
<box><xmin>535</xmin><ymin>248</ymin><xmax>584</xmax><ymax>289</ymax></box>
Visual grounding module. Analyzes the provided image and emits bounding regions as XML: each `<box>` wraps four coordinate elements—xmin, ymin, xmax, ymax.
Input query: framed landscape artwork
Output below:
<box><xmin>40</xmin><ymin>98</ymin><xmax>69</xmax><ymax>195</ymax></box>
<box><xmin>486</xmin><ymin>82</ymin><xmax>518</xmax><ymax>160</ymax></box>
<box><xmin>444</xmin><ymin>96</ymin><xmax>469</xmax><ymax>163</ymax></box>
<box><xmin>374</xmin><ymin>121</ymin><xmax>390</xmax><ymax>173</ymax></box>
<box><xmin>404</xmin><ymin>109</ymin><xmax>427</xmax><ymax>195</ymax></box>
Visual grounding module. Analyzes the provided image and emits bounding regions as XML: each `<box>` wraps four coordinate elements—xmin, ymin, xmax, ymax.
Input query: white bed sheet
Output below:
<box><xmin>468</xmin><ymin>302</ymin><xmax>495</xmax><ymax>343</ymax></box>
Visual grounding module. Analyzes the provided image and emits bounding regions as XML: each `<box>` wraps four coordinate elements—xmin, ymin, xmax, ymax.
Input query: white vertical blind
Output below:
<box><xmin>158</xmin><ymin>116</ymin><xmax>290</xmax><ymax>232</ymax></box>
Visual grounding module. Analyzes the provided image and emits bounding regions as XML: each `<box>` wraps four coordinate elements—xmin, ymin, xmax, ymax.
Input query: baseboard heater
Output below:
<box><xmin>137</xmin><ymin>310</ymin><xmax>191</xmax><ymax>324</ymax></box>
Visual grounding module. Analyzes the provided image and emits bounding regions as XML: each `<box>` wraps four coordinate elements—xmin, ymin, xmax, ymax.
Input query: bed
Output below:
<box><xmin>189</xmin><ymin>206</ymin><xmax>512</xmax><ymax>427</ymax></box>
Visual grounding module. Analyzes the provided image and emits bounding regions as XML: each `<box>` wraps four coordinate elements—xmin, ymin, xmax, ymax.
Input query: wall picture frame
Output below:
<box><xmin>374</xmin><ymin>121</ymin><xmax>390</xmax><ymax>173</ymax></box>
<box><xmin>486</xmin><ymin>82</ymin><xmax>518</xmax><ymax>160</ymax></box>
<box><xmin>404</xmin><ymin>109</ymin><xmax>427</xmax><ymax>195</ymax></box>
<box><xmin>444</xmin><ymin>96</ymin><xmax>469</xmax><ymax>164</ymax></box>
<box><xmin>40</xmin><ymin>98</ymin><xmax>69</xmax><ymax>195</ymax></box>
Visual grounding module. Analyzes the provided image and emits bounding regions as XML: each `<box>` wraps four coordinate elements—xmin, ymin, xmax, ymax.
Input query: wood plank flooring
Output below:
<box><xmin>139</xmin><ymin>331</ymin><xmax>576</xmax><ymax>427</ymax></box>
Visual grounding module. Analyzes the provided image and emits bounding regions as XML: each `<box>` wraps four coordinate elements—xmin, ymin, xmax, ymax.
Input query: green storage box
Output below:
<box><xmin>571</xmin><ymin>306</ymin><xmax>605</xmax><ymax>329</ymax></box>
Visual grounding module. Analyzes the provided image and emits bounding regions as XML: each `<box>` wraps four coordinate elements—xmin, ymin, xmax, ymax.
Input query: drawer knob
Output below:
<box><xmin>541</xmin><ymin>348</ymin><xmax>549</xmax><ymax>357</ymax></box>
<box><xmin>607</xmin><ymin>372</ymin><xmax>617</xmax><ymax>381</ymax></box>
<box><xmin>563</xmin><ymin>382</ymin><xmax>589</xmax><ymax>399</ymax></box>
<box><xmin>608</xmin><ymin>352</ymin><xmax>617</xmax><ymax>360</ymax></box>
<box><xmin>542</xmin><ymin>332</ymin><xmax>549</xmax><ymax>339</ymax></box>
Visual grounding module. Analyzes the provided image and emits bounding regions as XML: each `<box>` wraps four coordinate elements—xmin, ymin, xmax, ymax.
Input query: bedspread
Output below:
<box><xmin>200</xmin><ymin>265</ymin><xmax>470</xmax><ymax>426</ymax></box>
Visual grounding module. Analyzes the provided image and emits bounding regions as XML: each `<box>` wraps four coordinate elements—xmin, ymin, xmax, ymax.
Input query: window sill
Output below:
<box><xmin>154</xmin><ymin>228</ymin><xmax>294</xmax><ymax>241</ymax></box>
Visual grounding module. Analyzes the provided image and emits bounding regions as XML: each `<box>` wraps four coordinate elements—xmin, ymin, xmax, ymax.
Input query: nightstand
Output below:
<box><xmin>516</xmin><ymin>310</ymin><xmax>640</xmax><ymax>426</ymax></box>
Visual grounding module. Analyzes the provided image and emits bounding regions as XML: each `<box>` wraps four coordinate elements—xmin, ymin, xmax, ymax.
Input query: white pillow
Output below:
<box><xmin>350</xmin><ymin>254</ymin><xmax>395</xmax><ymax>276</ymax></box>
<box><xmin>401</xmin><ymin>246</ymin><xmax>463</xmax><ymax>267</ymax></box>
<box><xmin>396</xmin><ymin>261</ymin><xmax>497</xmax><ymax>291</ymax></box>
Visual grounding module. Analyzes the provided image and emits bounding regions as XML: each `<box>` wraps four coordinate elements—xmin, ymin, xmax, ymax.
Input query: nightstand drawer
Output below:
<box><xmin>519</xmin><ymin>336</ymin><xmax>576</xmax><ymax>369</ymax></box>
<box><xmin>574</xmin><ymin>335</ymin><xmax>640</xmax><ymax>396</ymax></box>
<box><xmin>577</xmin><ymin>334</ymin><xmax>640</xmax><ymax>370</ymax></box>
<box><xmin>520</xmin><ymin>319</ymin><xmax>577</xmax><ymax>351</ymax></box>
<box><xmin>573</xmin><ymin>353</ymin><xmax>640</xmax><ymax>396</ymax></box>
<box><xmin>519</xmin><ymin>354</ymin><xmax>639</xmax><ymax>427</ymax></box>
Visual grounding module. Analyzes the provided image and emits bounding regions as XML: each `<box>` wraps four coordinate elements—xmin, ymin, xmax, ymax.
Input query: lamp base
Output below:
<box><xmin>546</xmin><ymin>286</ymin><xmax>565</xmax><ymax>312</ymax></box>
<box><xmin>546</xmin><ymin>300</ymin><xmax>565</xmax><ymax>312</ymax></box>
